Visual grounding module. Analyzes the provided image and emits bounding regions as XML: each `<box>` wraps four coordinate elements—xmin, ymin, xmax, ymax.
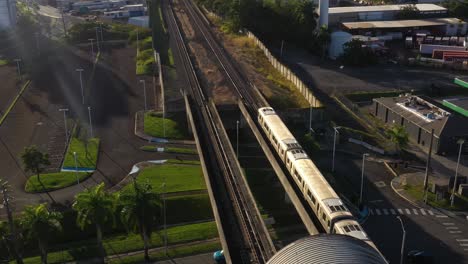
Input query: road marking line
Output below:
<box><xmin>390</xmin><ymin>209</ymin><xmax>396</xmax><ymax>215</ymax></box>
<box><xmin>383</xmin><ymin>209</ymin><xmax>389</xmax><ymax>215</ymax></box>
<box><xmin>369</xmin><ymin>209</ymin><xmax>374</xmax><ymax>215</ymax></box>
<box><xmin>446</xmin><ymin>227</ymin><xmax>459</xmax><ymax>230</ymax></box>
<box><xmin>398</xmin><ymin>209</ymin><xmax>404</xmax><ymax>214</ymax></box>
<box><xmin>436</xmin><ymin>215</ymin><xmax>449</xmax><ymax>218</ymax></box>
<box><xmin>428</xmin><ymin>210</ymin><xmax>434</xmax><ymax>216</ymax></box>
<box><xmin>413</xmin><ymin>209</ymin><xmax>419</xmax><ymax>215</ymax></box>
<box><xmin>456</xmin><ymin>239</ymin><xmax>468</xmax><ymax>241</ymax></box>
<box><xmin>376</xmin><ymin>209</ymin><xmax>382</xmax><ymax>215</ymax></box>
<box><xmin>420</xmin><ymin>209</ymin><xmax>427</xmax><ymax>215</ymax></box>
<box><xmin>450</xmin><ymin>231</ymin><xmax>462</xmax><ymax>234</ymax></box>
<box><xmin>443</xmin><ymin>223</ymin><xmax>455</xmax><ymax>226</ymax></box>
<box><xmin>459</xmin><ymin>244</ymin><xmax>468</xmax><ymax>247</ymax></box>
<box><xmin>405</xmin><ymin>209</ymin><xmax>411</xmax><ymax>215</ymax></box>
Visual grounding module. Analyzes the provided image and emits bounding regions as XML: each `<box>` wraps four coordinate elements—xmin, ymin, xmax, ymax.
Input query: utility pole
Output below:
<box><xmin>59</xmin><ymin>108</ymin><xmax>69</xmax><ymax>145</ymax></box>
<box><xmin>360</xmin><ymin>153</ymin><xmax>370</xmax><ymax>206</ymax></box>
<box><xmin>280</xmin><ymin>40</ymin><xmax>284</xmax><ymax>59</ymax></box>
<box><xmin>451</xmin><ymin>139</ymin><xmax>465</xmax><ymax>207</ymax></box>
<box><xmin>1</xmin><ymin>181</ymin><xmax>24</xmax><ymax>264</ymax></box>
<box><xmin>423</xmin><ymin>129</ymin><xmax>435</xmax><ymax>191</ymax></box>
<box><xmin>60</xmin><ymin>8</ymin><xmax>67</xmax><ymax>36</ymax></box>
<box><xmin>332</xmin><ymin>126</ymin><xmax>341</xmax><ymax>172</ymax></box>
<box><xmin>397</xmin><ymin>216</ymin><xmax>406</xmax><ymax>264</ymax></box>
<box><xmin>14</xmin><ymin>59</ymin><xmax>21</xmax><ymax>80</ymax></box>
<box><xmin>162</xmin><ymin>181</ymin><xmax>167</xmax><ymax>255</ymax></box>
<box><xmin>88</xmin><ymin>106</ymin><xmax>94</xmax><ymax>138</ymax></box>
<box><xmin>76</xmin><ymin>69</ymin><xmax>84</xmax><ymax>105</ymax></box>
<box><xmin>73</xmin><ymin>152</ymin><xmax>80</xmax><ymax>184</ymax></box>
<box><xmin>95</xmin><ymin>27</ymin><xmax>100</xmax><ymax>52</ymax></box>
<box><xmin>236</xmin><ymin>120</ymin><xmax>240</xmax><ymax>158</ymax></box>
<box><xmin>88</xmin><ymin>38</ymin><xmax>95</xmax><ymax>58</ymax></box>
<box><xmin>140</xmin><ymin>80</ymin><xmax>147</xmax><ymax>111</ymax></box>
<box><xmin>309</xmin><ymin>104</ymin><xmax>313</xmax><ymax>132</ymax></box>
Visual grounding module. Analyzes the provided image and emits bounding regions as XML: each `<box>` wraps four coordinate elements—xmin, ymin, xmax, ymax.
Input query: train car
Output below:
<box><xmin>257</xmin><ymin>107</ymin><xmax>379</xmax><ymax>250</ymax></box>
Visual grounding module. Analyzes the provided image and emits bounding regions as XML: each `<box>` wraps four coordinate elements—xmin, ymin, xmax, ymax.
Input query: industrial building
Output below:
<box><xmin>328</xmin><ymin>4</ymin><xmax>447</xmax><ymax>26</ymax></box>
<box><xmin>0</xmin><ymin>0</ymin><xmax>16</xmax><ymax>29</ymax></box>
<box><xmin>372</xmin><ymin>95</ymin><xmax>468</xmax><ymax>155</ymax></box>
<box><xmin>267</xmin><ymin>234</ymin><xmax>387</xmax><ymax>264</ymax></box>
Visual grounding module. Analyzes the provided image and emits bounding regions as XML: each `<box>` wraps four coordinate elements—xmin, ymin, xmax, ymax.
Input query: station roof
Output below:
<box><xmin>455</xmin><ymin>77</ymin><xmax>468</xmax><ymax>89</ymax></box>
<box><xmin>267</xmin><ymin>234</ymin><xmax>387</xmax><ymax>264</ymax></box>
<box><xmin>329</xmin><ymin>4</ymin><xmax>446</xmax><ymax>14</ymax></box>
<box><xmin>342</xmin><ymin>17</ymin><xmax>465</xmax><ymax>30</ymax></box>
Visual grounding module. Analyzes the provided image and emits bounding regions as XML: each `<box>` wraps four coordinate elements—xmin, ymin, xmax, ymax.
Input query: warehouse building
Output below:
<box><xmin>328</xmin><ymin>4</ymin><xmax>447</xmax><ymax>26</ymax></box>
<box><xmin>372</xmin><ymin>95</ymin><xmax>468</xmax><ymax>155</ymax></box>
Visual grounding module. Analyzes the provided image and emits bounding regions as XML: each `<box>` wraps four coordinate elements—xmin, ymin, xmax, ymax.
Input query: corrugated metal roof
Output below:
<box><xmin>329</xmin><ymin>4</ymin><xmax>446</xmax><ymax>14</ymax></box>
<box><xmin>343</xmin><ymin>17</ymin><xmax>466</xmax><ymax>29</ymax></box>
<box><xmin>267</xmin><ymin>234</ymin><xmax>387</xmax><ymax>264</ymax></box>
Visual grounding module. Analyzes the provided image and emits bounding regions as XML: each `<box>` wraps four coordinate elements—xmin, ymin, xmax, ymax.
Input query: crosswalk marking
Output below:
<box><xmin>456</xmin><ymin>239</ymin><xmax>468</xmax><ymax>242</ymax></box>
<box><xmin>460</xmin><ymin>244</ymin><xmax>468</xmax><ymax>247</ymax></box>
<box><xmin>368</xmin><ymin>208</ymin><xmax>448</xmax><ymax>218</ymax></box>
<box><xmin>398</xmin><ymin>209</ymin><xmax>404</xmax><ymax>214</ymax></box>
<box><xmin>405</xmin><ymin>209</ymin><xmax>411</xmax><ymax>214</ymax></box>
<box><xmin>390</xmin><ymin>209</ymin><xmax>396</xmax><ymax>215</ymax></box>
<box><xmin>428</xmin><ymin>210</ymin><xmax>434</xmax><ymax>216</ymax></box>
<box><xmin>447</xmin><ymin>227</ymin><xmax>459</xmax><ymax>230</ymax></box>
<box><xmin>383</xmin><ymin>209</ymin><xmax>389</xmax><ymax>215</ymax></box>
<box><xmin>413</xmin><ymin>209</ymin><xmax>419</xmax><ymax>215</ymax></box>
<box><xmin>376</xmin><ymin>209</ymin><xmax>382</xmax><ymax>215</ymax></box>
<box><xmin>437</xmin><ymin>215</ymin><xmax>449</xmax><ymax>218</ymax></box>
<box><xmin>420</xmin><ymin>209</ymin><xmax>427</xmax><ymax>215</ymax></box>
<box><xmin>443</xmin><ymin>223</ymin><xmax>455</xmax><ymax>226</ymax></box>
<box><xmin>369</xmin><ymin>209</ymin><xmax>374</xmax><ymax>215</ymax></box>
<box><xmin>450</xmin><ymin>231</ymin><xmax>462</xmax><ymax>234</ymax></box>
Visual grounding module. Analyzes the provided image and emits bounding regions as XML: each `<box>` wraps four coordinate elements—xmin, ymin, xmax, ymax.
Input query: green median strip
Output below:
<box><xmin>25</xmin><ymin>172</ymin><xmax>90</xmax><ymax>193</ymax></box>
<box><xmin>0</xmin><ymin>80</ymin><xmax>31</xmax><ymax>127</ymax></box>
<box><xmin>62</xmin><ymin>137</ymin><xmax>100</xmax><ymax>169</ymax></box>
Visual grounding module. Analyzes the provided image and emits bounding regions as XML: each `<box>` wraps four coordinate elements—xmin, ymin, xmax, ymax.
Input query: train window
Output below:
<box><xmin>327</xmin><ymin>220</ymin><xmax>330</xmax><ymax>227</ymax></box>
<box><xmin>307</xmin><ymin>190</ymin><xmax>316</xmax><ymax>204</ymax></box>
<box><xmin>329</xmin><ymin>205</ymin><xmax>347</xmax><ymax>212</ymax></box>
<box><xmin>322</xmin><ymin>213</ymin><xmax>326</xmax><ymax>222</ymax></box>
<box><xmin>344</xmin><ymin>226</ymin><xmax>351</xmax><ymax>232</ymax></box>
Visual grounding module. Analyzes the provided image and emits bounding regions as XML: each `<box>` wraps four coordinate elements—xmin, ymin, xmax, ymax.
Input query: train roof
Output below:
<box><xmin>260</xmin><ymin>108</ymin><xmax>300</xmax><ymax>149</ymax></box>
<box><xmin>334</xmin><ymin>220</ymin><xmax>369</xmax><ymax>241</ymax></box>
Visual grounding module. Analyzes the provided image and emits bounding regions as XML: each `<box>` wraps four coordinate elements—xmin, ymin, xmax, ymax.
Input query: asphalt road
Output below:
<box><xmin>312</xmin><ymin>144</ymin><xmax>468</xmax><ymax>264</ymax></box>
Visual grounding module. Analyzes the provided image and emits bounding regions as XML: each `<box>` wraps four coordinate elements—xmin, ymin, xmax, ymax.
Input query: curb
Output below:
<box><xmin>0</xmin><ymin>80</ymin><xmax>31</xmax><ymax>127</ymax></box>
<box><xmin>390</xmin><ymin>177</ymin><xmax>423</xmax><ymax>209</ymax></box>
<box><xmin>384</xmin><ymin>161</ymin><xmax>399</xmax><ymax>178</ymax></box>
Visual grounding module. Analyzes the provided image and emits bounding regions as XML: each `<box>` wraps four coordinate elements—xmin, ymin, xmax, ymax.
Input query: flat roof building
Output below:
<box><xmin>329</xmin><ymin>4</ymin><xmax>447</xmax><ymax>26</ymax></box>
<box><xmin>372</xmin><ymin>95</ymin><xmax>468</xmax><ymax>154</ymax></box>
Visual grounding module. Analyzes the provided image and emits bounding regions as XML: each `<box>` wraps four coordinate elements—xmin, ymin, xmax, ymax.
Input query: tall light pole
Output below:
<box><xmin>162</xmin><ymin>181</ymin><xmax>167</xmax><ymax>255</ymax></box>
<box><xmin>95</xmin><ymin>27</ymin><xmax>100</xmax><ymax>52</ymax></box>
<box><xmin>88</xmin><ymin>38</ymin><xmax>95</xmax><ymax>58</ymax></box>
<box><xmin>140</xmin><ymin>79</ymin><xmax>147</xmax><ymax>111</ymax></box>
<box><xmin>99</xmin><ymin>23</ymin><xmax>104</xmax><ymax>43</ymax></box>
<box><xmin>309</xmin><ymin>104</ymin><xmax>313</xmax><ymax>132</ymax></box>
<box><xmin>397</xmin><ymin>216</ymin><xmax>406</xmax><ymax>264</ymax></box>
<box><xmin>88</xmin><ymin>106</ymin><xmax>94</xmax><ymax>138</ymax></box>
<box><xmin>236</xmin><ymin>120</ymin><xmax>240</xmax><ymax>158</ymax></box>
<box><xmin>14</xmin><ymin>59</ymin><xmax>21</xmax><ymax>80</ymax></box>
<box><xmin>76</xmin><ymin>69</ymin><xmax>85</xmax><ymax>104</ymax></box>
<box><xmin>73</xmin><ymin>152</ymin><xmax>80</xmax><ymax>184</ymax></box>
<box><xmin>451</xmin><ymin>139</ymin><xmax>465</xmax><ymax>206</ymax></box>
<box><xmin>332</xmin><ymin>126</ymin><xmax>341</xmax><ymax>172</ymax></box>
<box><xmin>59</xmin><ymin>108</ymin><xmax>69</xmax><ymax>145</ymax></box>
<box><xmin>360</xmin><ymin>153</ymin><xmax>370</xmax><ymax>206</ymax></box>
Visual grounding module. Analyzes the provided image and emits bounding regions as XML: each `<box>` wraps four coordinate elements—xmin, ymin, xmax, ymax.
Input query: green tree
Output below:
<box><xmin>444</xmin><ymin>0</ymin><xmax>468</xmax><ymax>18</ymax></box>
<box><xmin>314</xmin><ymin>25</ymin><xmax>331</xmax><ymax>59</ymax></box>
<box><xmin>395</xmin><ymin>4</ymin><xmax>420</xmax><ymax>19</ymax></box>
<box><xmin>387</xmin><ymin>125</ymin><xmax>409</xmax><ymax>152</ymax></box>
<box><xmin>341</xmin><ymin>39</ymin><xmax>378</xmax><ymax>66</ymax></box>
<box><xmin>20</xmin><ymin>204</ymin><xmax>62</xmax><ymax>264</ymax></box>
<box><xmin>120</xmin><ymin>181</ymin><xmax>161</xmax><ymax>262</ymax></box>
<box><xmin>73</xmin><ymin>183</ymin><xmax>116</xmax><ymax>262</ymax></box>
<box><xmin>21</xmin><ymin>146</ymin><xmax>52</xmax><ymax>200</ymax></box>
<box><xmin>0</xmin><ymin>221</ymin><xmax>12</xmax><ymax>262</ymax></box>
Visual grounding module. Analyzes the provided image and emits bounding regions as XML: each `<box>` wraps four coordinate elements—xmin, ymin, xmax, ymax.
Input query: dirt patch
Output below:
<box><xmin>173</xmin><ymin>0</ymin><xmax>236</xmax><ymax>105</ymax></box>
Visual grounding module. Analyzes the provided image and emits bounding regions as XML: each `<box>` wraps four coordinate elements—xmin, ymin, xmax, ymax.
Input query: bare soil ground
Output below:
<box><xmin>173</xmin><ymin>0</ymin><xmax>236</xmax><ymax>105</ymax></box>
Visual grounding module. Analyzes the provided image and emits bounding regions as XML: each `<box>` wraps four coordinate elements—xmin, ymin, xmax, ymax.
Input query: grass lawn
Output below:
<box><xmin>144</xmin><ymin>112</ymin><xmax>188</xmax><ymax>139</ymax></box>
<box><xmin>0</xmin><ymin>59</ymin><xmax>8</xmax><ymax>66</ymax></box>
<box><xmin>166</xmin><ymin>194</ymin><xmax>213</xmax><ymax>224</ymax></box>
<box><xmin>123</xmin><ymin>164</ymin><xmax>205</xmax><ymax>194</ymax></box>
<box><xmin>140</xmin><ymin>146</ymin><xmax>197</xmax><ymax>155</ymax></box>
<box><xmin>62</xmin><ymin>137</ymin><xmax>100</xmax><ymax>169</ymax></box>
<box><xmin>136</xmin><ymin>49</ymin><xmax>155</xmax><ymax>76</ymax></box>
<box><xmin>166</xmin><ymin>159</ymin><xmax>201</xmax><ymax>165</ymax></box>
<box><xmin>24</xmin><ymin>172</ymin><xmax>90</xmax><ymax>193</ymax></box>
<box><xmin>21</xmin><ymin>222</ymin><xmax>219</xmax><ymax>264</ymax></box>
<box><xmin>108</xmin><ymin>241</ymin><xmax>221</xmax><ymax>264</ymax></box>
<box><xmin>404</xmin><ymin>184</ymin><xmax>468</xmax><ymax>211</ymax></box>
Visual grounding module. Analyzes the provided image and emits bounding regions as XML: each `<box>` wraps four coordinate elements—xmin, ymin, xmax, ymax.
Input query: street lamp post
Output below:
<box><xmin>360</xmin><ymin>153</ymin><xmax>370</xmax><ymax>206</ymax></box>
<box><xmin>14</xmin><ymin>59</ymin><xmax>21</xmax><ymax>80</ymax></box>
<box><xmin>397</xmin><ymin>216</ymin><xmax>406</xmax><ymax>264</ymax></box>
<box><xmin>162</xmin><ymin>181</ymin><xmax>167</xmax><ymax>255</ymax></box>
<box><xmin>59</xmin><ymin>108</ymin><xmax>69</xmax><ymax>145</ymax></box>
<box><xmin>88</xmin><ymin>38</ymin><xmax>95</xmax><ymax>58</ymax></box>
<box><xmin>140</xmin><ymin>80</ymin><xmax>147</xmax><ymax>111</ymax></box>
<box><xmin>332</xmin><ymin>126</ymin><xmax>341</xmax><ymax>172</ymax></box>
<box><xmin>87</xmin><ymin>106</ymin><xmax>94</xmax><ymax>138</ymax></box>
<box><xmin>236</xmin><ymin>120</ymin><xmax>240</xmax><ymax>158</ymax></box>
<box><xmin>73</xmin><ymin>152</ymin><xmax>80</xmax><ymax>184</ymax></box>
<box><xmin>99</xmin><ymin>23</ymin><xmax>104</xmax><ymax>43</ymax></box>
<box><xmin>76</xmin><ymin>69</ymin><xmax>84</xmax><ymax>104</ymax></box>
<box><xmin>451</xmin><ymin>139</ymin><xmax>465</xmax><ymax>206</ymax></box>
<box><xmin>95</xmin><ymin>27</ymin><xmax>100</xmax><ymax>52</ymax></box>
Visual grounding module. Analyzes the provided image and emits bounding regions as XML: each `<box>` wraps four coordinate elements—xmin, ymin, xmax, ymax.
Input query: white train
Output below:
<box><xmin>258</xmin><ymin>107</ymin><xmax>376</xmax><ymax>248</ymax></box>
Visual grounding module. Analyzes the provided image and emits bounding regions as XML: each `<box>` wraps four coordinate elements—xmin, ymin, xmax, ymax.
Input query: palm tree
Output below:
<box><xmin>20</xmin><ymin>204</ymin><xmax>62</xmax><ymax>264</ymax></box>
<box><xmin>21</xmin><ymin>146</ymin><xmax>52</xmax><ymax>200</ymax></box>
<box><xmin>120</xmin><ymin>181</ymin><xmax>161</xmax><ymax>262</ymax></box>
<box><xmin>73</xmin><ymin>183</ymin><xmax>116</xmax><ymax>263</ymax></box>
<box><xmin>387</xmin><ymin>125</ymin><xmax>409</xmax><ymax>152</ymax></box>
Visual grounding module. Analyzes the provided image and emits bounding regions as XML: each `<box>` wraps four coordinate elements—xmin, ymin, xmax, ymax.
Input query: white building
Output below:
<box><xmin>0</xmin><ymin>0</ymin><xmax>16</xmax><ymax>29</ymax></box>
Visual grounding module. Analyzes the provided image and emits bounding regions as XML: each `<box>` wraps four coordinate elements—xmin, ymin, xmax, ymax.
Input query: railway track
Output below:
<box><xmin>164</xmin><ymin>1</ymin><xmax>276</xmax><ymax>263</ymax></box>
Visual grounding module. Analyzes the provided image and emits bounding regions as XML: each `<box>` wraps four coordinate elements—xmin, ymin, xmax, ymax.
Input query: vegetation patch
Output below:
<box><xmin>0</xmin><ymin>59</ymin><xmax>8</xmax><ymax>66</ymax></box>
<box><xmin>68</xmin><ymin>22</ymin><xmax>151</xmax><ymax>44</ymax></box>
<box><xmin>21</xmin><ymin>222</ymin><xmax>219</xmax><ymax>264</ymax></box>
<box><xmin>136</xmin><ymin>48</ymin><xmax>155</xmax><ymax>76</ymax></box>
<box><xmin>62</xmin><ymin>137</ymin><xmax>100</xmax><ymax>169</ymax></box>
<box><xmin>166</xmin><ymin>194</ymin><xmax>213</xmax><ymax>223</ymax></box>
<box><xmin>404</xmin><ymin>184</ymin><xmax>468</xmax><ymax>211</ymax></box>
<box><xmin>139</xmin><ymin>146</ymin><xmax>197</xmax><ymax>155</ymax></box>
<box><xmin>144</xmin><ymin>111</ymin><xmax>189</xmax><ymax>139</ymax></box>
<box><xmin>123</xmin><ymin>164</ymin><xmax>205</xmax><ymax>194</ymax></box>
<box><xmin>25</xmin><ymin>172</ymin><xmax>90</xmax><ymax>193</ymax></box>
